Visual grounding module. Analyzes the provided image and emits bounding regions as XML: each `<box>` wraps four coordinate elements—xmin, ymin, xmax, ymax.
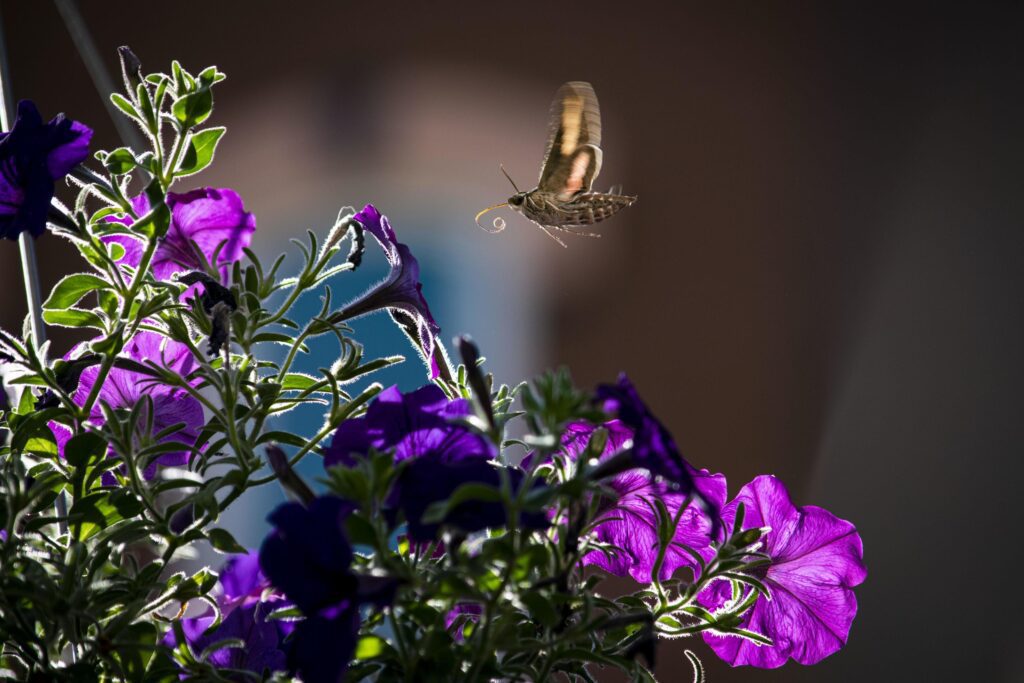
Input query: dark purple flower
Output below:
<box><xmin>0</xmin><ymin>100</ymin><xmax>92</xmax><ymax>239</ymax></box>
<box><xmin>50</xmin><ymin>331</ymin><xmax>203</xmax><ymax>478</ymax></box>
<box><xmin>397</xmin><ymin>455</ymin><xmax>547</xmax><ymax>542</ymax></box>
<box><xmin>287</xmin><ymin>605</ymin><xmax>360</xmax><ymax>683</ymax></box>
<box><xmin>337</xmin><ymin>204</ymin><xmax>443</xmax><ymax>379</ymax></box>
<box><xmin>324</xmin><ymin>384</ymin><xmax>494</xmax><ymax>468</ymax></box>
<box><xmin>163</xmin><ymin>551</ymin><xmax>290</xmax><ymax>679</ymax></box>
<box><xmin>259</xmin><ymin>496</ymin><xmax>383</xmax><ymax>683</ymax></box>
<box><xmin>104</xmin><ymin>187</ymin><xmax>255</xmax><ymax>283</ymax></box>
<box><xmin>699</xmin><ymin>475</ymin><xmax>867</xmax><ymax>668</ymax></box>
<box><xmin>597</xmin><ymin>374</ymin><xmax>721</xmax><ymax>522</ymax></box>
<box><xmin>259</xmin><ymin>496</ymin><xmax>359</xmax><ymax>616</ymax></box>
<box><xmin>558</xmin><ymin>421</ymin><xmax>726</xmax><ymax>583</ymax></box>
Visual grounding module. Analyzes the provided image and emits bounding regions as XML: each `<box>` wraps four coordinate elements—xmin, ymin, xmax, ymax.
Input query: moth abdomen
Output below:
<box><xmin>561</xmin><ymin>192</ymin><xmax>637</xmax><ymax>227</ymax></box>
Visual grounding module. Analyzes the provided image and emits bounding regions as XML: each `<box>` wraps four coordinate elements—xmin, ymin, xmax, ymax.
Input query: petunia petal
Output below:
<box><xmin>700</xmin><ymin>475</ymin><xmax>866</xmax><ymax>668</ymax></box>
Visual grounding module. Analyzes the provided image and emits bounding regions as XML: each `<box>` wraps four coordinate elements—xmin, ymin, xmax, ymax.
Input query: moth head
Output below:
<box><xmin>508</xmin><ymin>193</ymin><xmax>526</xmax><ymax>208</ymax></box>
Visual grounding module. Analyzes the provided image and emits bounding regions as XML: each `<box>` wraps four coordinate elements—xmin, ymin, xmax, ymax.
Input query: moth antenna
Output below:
<box><xmin>475</xmin><ymin>202</ymin><xmax>509</xmax><ymax>234</ymax></box>
<box><xmin>499</xmin><ymin>164</ymin><xmax>521</xmax><ymax>193</ymax></box>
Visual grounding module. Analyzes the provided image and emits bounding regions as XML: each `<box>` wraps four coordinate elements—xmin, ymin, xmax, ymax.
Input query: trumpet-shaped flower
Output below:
<box><xmin>163</xmin><ymin>551</ymin><xmax>290</xmax><ymax>679</ymax></box>
<box><xmin>559</xmin><ymin>421</ymin><xmax>726</xmax><ymax>582</ymax></box>
<box><xmin>700</xmin><ymin>475</ymin><xmax>867</xmax><ymax>668</ymax></box>
<box><xmin>336</xmin><ymin>204</ymin><xmax>443</xmax><ymax>378</ymax></box>
<box><xmin>0</xmin><ymin>100</ymin><xmax>91</xmax><ymax>239</ymax></box>
<box><xmin>104</xmin><ymin>187</ymin><xmax>255</xmax><ymax>283</ymax></box>
<box><xmin>323</xmin><ymin>384</ymin><xmax>494</xmax><ymax>468</ymax></box>
<box><xmin>51</xmin><ymin>331</ymin><xmax>203</xmax><ymax>478</ymax></box>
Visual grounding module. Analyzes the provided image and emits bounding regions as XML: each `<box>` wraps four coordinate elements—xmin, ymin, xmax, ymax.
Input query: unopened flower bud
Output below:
<box><xmin>118</xmin><ymin>46</ymin><xmax>144</xmax><ymax>96</ymax></box>
<box><xmin>456</xmin><ymin>335</ymin><xmax>495</xmax><ymax>433</ymax></box>
<box><xmin>266</xmin><ymin>444</ymin><xmax>315</xmax><ymax>505</ymax></box>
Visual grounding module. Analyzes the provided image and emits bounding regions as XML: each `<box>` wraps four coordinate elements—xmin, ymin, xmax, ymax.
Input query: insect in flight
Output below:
<box><xmin>475</xmin><ymin>81</ymin><xmax>637</xmax><ymax>247</ymax></box>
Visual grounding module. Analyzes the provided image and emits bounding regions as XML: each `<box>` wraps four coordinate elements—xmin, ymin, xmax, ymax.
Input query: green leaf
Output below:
<box><xmin>422</xmin><ymin>482</ymin><xmax>503</xmax><ymax>524</ymax></box>
<box><xmin>172</xmin><ymin>87</ymin><xmax>213</xmax><ymax>128</ymax></box>
<box><xmin>131</xmin><ymin>202</ymin><xmax>171</xmax><ymax>240</ymax></box>
<box><xmin>281</xmin><ymin>373</ymin><xmax>319</xmax><ymax>391</ymax></box>
<box><xmin>207</xmin><ymin>528</ymin><xmax>246</xmax><ymax>554</ymax></box>
<box><xmin>520</xmin><ymin>592</ymin><xmax>559</xmax><ymax>628</ymax></box>
<box><xmin>24</xmin><ymin>431</ymin><xmax>58</xmax><ymax>457</ymax></box>
<box><xmin>42</xmin><ymin>308</ymin><xmax>105</xmax><ymax>330</ymax></box>
<box><xmin>354</xmin><ymin>635</ymin><xmax>389</xmax><ymax>660</ymax></box>
<box><xmin>110</xmin><ymin>622</ymin><xmax>157</xmax><ymax>679</ymax></box>
<box><xmin>43</xmin><ymin>273</ymin><xmax>109</xmax><ymax>310</ymax></box>
<box><xmin>109</xmin><ymin>92</ymin><xmax>141</xmax><ymax>119</ymax></box>
<box><xmin>64</xmin><ymin>433</ymin><xmax>107</xmax><ymax>468</ymax></box>
<box><xmin>177</xmin><ymin>127</ymin><xmax>225</xmax><ymax>177</ymax></box>
<box><xmin>102</xmin><ymin>147</ymin><xmax>137</xmax><ymax>175</ymax></box>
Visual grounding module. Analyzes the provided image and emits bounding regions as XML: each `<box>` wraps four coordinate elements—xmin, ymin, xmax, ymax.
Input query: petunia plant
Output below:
<box><xmin>0</xmin><ymin>49</ymin><xmax>866</xmax><ymax>682</ymax></box>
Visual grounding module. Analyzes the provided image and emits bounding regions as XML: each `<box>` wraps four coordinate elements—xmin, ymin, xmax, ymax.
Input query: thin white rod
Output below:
<box><xmin>0</xmin><ymin>5</ymin><xmax>70</xmax><ymax>531</ymax></box>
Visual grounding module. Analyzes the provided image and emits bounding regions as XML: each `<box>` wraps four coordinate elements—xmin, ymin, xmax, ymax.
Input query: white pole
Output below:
<box><xmin>0</xmin><ymin>6</ymin><xmax>70</xmax><ymax>529</ymax></box>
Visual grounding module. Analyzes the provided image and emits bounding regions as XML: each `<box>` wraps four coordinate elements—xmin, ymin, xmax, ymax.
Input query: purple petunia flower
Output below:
<box><xmin>336</xmin><ymin>204</ymin><xmax>444</xmax><ymax>379</ymax></box>
<box><xmin>323</xmin><ymin>384</ymin><xmax>494</xmax><ymax>468</ymax></box>
<box><xmin>397</xmin><ymin>455</ymin><xmax>547</xmax><ymax>542</ymax></box>
<box><xmin>168</xmin><ymin>606</ymin><xmax>287</xmax><ymax>678</ymax></box>
<box><xmin>163</xmin><ymin>551</ymin><xmax>290</xmax><ymax>679</ymax></box>
<box><xmin>0</xmin><ymin>100</ymin><xmax>92</xmax><ymax>240</ymax></box>
<box><xmin>699</xmin><ymin>475</ymin><xmax>867</xmax><ymax>668</ymax></box>
<box><xmin>50</xmin><ymin>331</ymin><xmax>203</xmax><ymax>478</ymax></box>
<box><xmin>259</xmin><ymin>496</ymin><xmax>359</xmax><ymax>616</ymax></box>
<box><xmin>558</xmin><ymin>421</ymin><xmax>726</xmax><ymax>583</ymax></box>
<box><xmin>445</xmin><ymin>602</ymin><xmax>482</xmax><ymax>641</ymax></box>
<box><xmin>323</xmin><ymin>384</ymin><xmax>542</xmax><ymax>541</ymax></box>
<box><xmin>104</xmin><ymin>187</ymin><xmax>255</xmax><ymax>283</ymax></box>
<box><xmin>596</xmin><ymin>374</ymin><xmax>721</xmax><ymax>523</ymax></box>
<box><xmin>259</xmin><ymin>496</ymin><xmax>380</xmax><ymax>683</ymax></box>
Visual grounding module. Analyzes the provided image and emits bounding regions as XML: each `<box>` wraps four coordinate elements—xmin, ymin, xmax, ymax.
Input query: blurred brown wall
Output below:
<box><xmin>3</xmin><ymin>2</ymin><xmax>1023</xmax><ymax>682</ymax></box>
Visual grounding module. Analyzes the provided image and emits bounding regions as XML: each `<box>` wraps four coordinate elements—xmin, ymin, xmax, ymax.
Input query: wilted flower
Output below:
<box><xmin>558</xmin><ymin>421</ymin><xmax>726</xmax><ymax>583</ymax></box>
<box><xmin>104</xmin><ymin>187</ymin><xmax>255</xmax><ymax>282</ymax></box>
<box><xmin>0</xmin><ymin>100</ymin><xmax>92</xmax><ymax>239</ymax></box>
<box><xmin>597</xmin><ymin>374</ymin><xmax>721</xmax><ymax>522</ymax></box>
<box><xmin>50</xmin><ymin>331</ymin><xmax>203</xmax><ymax>478</ymax></box>
<box><xmin>700</xmin><ymin>475</ymin><xmax>867</xmax><ymax>668</ymax></box>
<box><xmin>336</xmin><ymin>204</ymin><xmax>444</xmax><ymax>378</ymax></box>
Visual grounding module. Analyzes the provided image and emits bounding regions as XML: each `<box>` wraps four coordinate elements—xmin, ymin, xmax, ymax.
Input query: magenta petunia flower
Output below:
<box><xmin>336</xmin><ymin>204</ymin><xmax>443</xmax><ymax>379</ymax></box>
<box><xmin>596</xmin><ymin>374</ymin><xmax>721</xmax><ymax>523</ymax></box>
<box><xmin>50</xmin><ymin>331</ymin><xmax>203</xmax><ymax>478</ymax></box>
<box><xmin>104</xmin><ymin>187</ymin><xmax>255</xmax><ymax>283</ymax></box>
<box><xmin>0</xmin><ymin>100</ymin><xmax>92</xmax><ymax>239</ymax></box>
<box><xmin>559</xmin><ymin>421</ymin><xmax>726</xmax><ymax>583</ymax></box>
<box><xmin>700</xmin><ymin>475</ymin><xmax>867</xmax><ymax>668</ymax></box>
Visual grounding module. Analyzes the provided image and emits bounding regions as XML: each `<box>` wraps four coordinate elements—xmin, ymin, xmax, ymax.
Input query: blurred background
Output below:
<box><xmin>3</xmin><ymin>2</ymin><xmax>1024</xmax><ymax>681</ymax></box>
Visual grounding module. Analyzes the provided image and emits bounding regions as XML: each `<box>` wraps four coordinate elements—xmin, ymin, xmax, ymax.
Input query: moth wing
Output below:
<box><xmin>545</xmin><ymin>145</ymin><xmax>603</xmax><ymax>201</ymax></box>
<box><xmin>538</xmin><ymin>81</ymin><xmax>603</xmax><ymax>196</ymax></box>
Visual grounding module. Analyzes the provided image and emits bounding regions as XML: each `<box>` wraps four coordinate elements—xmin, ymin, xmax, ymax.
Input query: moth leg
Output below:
<box><xmin>566</xmin><ymin>227</ymin><xmax>602</xmax><ymax>238</ymax></box>
<box><xmin>553</xmin><ymin>225</ymin><xmax>601</xmax><ymax>239</ymax></box>
<box><xmin>533</xmin><ymin>222</ymin><xmax>568</xmax><ymax>248</ymax></box>
<box><xmin>608</xmin><ymin>184</ymin><xmax>622</xmax><ymax>195</ymax></box>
